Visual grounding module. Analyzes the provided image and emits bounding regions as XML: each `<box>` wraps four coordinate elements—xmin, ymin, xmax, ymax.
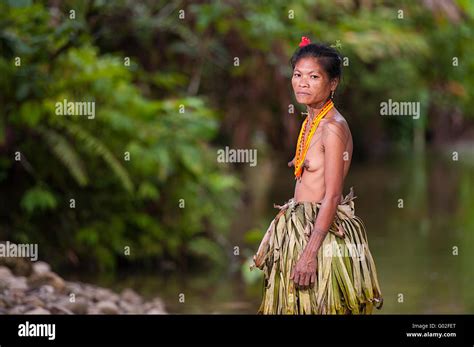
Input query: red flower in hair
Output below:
<box><xmin>299</xmin><ymin>36</ymin><xmax>311</xmax><ymax>47</ymax></box>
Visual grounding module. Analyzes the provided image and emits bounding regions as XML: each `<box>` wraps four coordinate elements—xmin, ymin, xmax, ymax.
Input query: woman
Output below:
<box><xmin>251</xmin><ymin>36</ymin><xmax>383</xmax><ymax>314</ymax></box>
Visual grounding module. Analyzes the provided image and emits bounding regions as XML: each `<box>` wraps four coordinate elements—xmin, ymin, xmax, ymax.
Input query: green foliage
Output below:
<box><xmin>37</xmin><ymin>126</ymin><xmax>88</xmax><ymax>186</ymax></box>
<box><xmin>0</xmin><ymin>2</ymin><xmax>241</xmax><ymax>271</ymax></box>
<box><xmin>188</xmin><ymin>237</ymin><xmax>226</xmax><ymax>265</ymax></box>
<box><xmin>20</xmin><ymin>186</ymin><xmax>58</xmax><ymax>214</ymax></box>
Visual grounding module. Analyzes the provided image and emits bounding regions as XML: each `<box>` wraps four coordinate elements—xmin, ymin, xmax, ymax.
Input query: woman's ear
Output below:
<box><xmin>330</xmin><ymin>78</ymin><xmax>339</xmax><ymax>91</ymax></box>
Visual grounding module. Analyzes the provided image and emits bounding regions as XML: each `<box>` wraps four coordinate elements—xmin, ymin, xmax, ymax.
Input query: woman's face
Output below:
<box><xmin>291</xmin><ymin>57</ymin><xmax>337</xmax><ymax>107</ymax></box>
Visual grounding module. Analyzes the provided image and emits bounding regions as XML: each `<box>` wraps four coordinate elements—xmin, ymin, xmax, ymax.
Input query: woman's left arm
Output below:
<box><xmin>291</xmin><ymin>121</ymin><xmax>349</xmax><ymax>287</ymax></box>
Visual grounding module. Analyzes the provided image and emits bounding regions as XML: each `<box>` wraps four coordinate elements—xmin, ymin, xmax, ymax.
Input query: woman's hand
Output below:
<box><xmin>288</xmin><ymin>157</ymin><xmax>295</xmax><ymax>167</ymax></box>
<box><xmin>290</xmin><ymin>251</ymin><xmax>318</xmax><ymax>288</ymax></box>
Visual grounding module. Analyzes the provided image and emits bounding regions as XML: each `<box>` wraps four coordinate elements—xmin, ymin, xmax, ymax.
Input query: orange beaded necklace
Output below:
<box><xmin>294</xmin><ymin>100</ymin><xmax>334</xmax><ymax>180</ymax></box>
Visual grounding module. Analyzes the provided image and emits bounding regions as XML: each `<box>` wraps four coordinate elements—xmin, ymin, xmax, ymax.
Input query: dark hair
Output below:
<box><xmin>290</xmin><ymin>43</ymin><xmax>342</xmax><ymax>81</ymax></box>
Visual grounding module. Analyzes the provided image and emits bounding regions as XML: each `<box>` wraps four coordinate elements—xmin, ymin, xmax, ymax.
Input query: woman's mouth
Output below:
<box><xmin>296</xmin><ymin>92</ymin><xmax>311</xmax><ymax>96</ymax></box>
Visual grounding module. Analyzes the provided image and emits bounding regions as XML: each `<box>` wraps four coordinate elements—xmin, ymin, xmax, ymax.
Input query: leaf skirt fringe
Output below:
<box><xmin>251</xmin><ymin>187</ymin><xmax>383</xmax><ymax>315</ymax></box>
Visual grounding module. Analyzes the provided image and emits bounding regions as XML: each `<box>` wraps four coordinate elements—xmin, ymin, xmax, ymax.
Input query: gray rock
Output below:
<box><xmin>22</xmin><ymin>296</ymin><xmax>45</xmax><ymax>307</ymax></box>
<box><xmin>0</xmin><ymin>266</ymin><xmax>13</xmax><ymax>279</ymax></box>
<box><xmin>34</xmin><ymin>285</ymin><xmax>57</xmax><ymax>303</ymax></box>
<box><xmin>0</xmin><ymin>297</ymin><xmax>7</xmax><ymax>308</ymax></box>
<box><xmin>1</xmin><ymin>260</ymin><xmax>168</xmax><ymax>315</ymax></box>
<box><xmin>8</xmin><ymin>276</ymin><xmax>28</xmax><ymax>291</ymax></box>
<box><xmin>9</xmin><ymin>305</ymin><xmax>27</xmax><ymax>314</ymax></box>
<box><xmin>65</xmin><ymin>282</ymin><xmax>84</xmax><ymax>294</ymax></box>
<box><xmin>62</xmin><ymin>297</ymin><xmax>89</xmax><ymax>314</ymax></box>
<box><xmin>118</xmin><ymin>300</ymin><xmax>141</xmax><ymax>314</ymax></box>
<box><xmin>96</xmin><ymin>300</ymin><xmax>119</xmax><ymax>314</ymax></box>
<box><xmin>48</xmin><ymin>304</ymin><xmax>73</xmax><ymax>315</ymax></box>
<box><xmin>145</xmin><ymin>308</ymin><xmax>166</xmax><ymax>314</ymax></box>
<box><xmin>38</xmin><ymin>284</ymin><xmax>55</xmax><ymax>294</ymax></box>
<box><xmin>0</xmin><ymin>266</ymin><xmax>14</xmax><ymax>290</ymax></box>
<box><xmin>93</xmin><ymin>287</ymin><xmax>119</xmax><ymax>302</ymax></box>
<box><xmin>32</xmin><ymin>261</ymin><xmax>51</xmax><ymax>275</ymax></box>
<box><xmin>6</xmin><ymin>288</ymin><xmax>26</xmax><ymax>304</ymax></box>
<box><xmin>87</xmin><ymin>306</ymin><xmax>100</xmax><ymax>314</ymax></box>
<box><xmin>0</xmin><ymin>256</ymin><xmax>32</xmax><ymax>276</ymax></box>
<box><xmin>24</xmin><ymin>307</ymin><xmax>51</xmax><ymax>315</ymax></box>
<box><xmin>121</xmin><ymin>288</ymin><xmax>142</xmax><ymax>305</ymax></box>
<box><xmin>28</xmin><ymin>272</ymin><xmax>65</xmax><ymax>293</ymax></box>
<box><xmin>146</xmin><ymin>298</ymin><xmax>166</xmax><ymax>313</ymax></box>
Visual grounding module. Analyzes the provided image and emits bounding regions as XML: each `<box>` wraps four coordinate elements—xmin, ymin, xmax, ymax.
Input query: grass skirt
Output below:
<box><xmin>251</xmin><ymin>187</ymin><xmax>383</xmax><ymax>314</ymax></box>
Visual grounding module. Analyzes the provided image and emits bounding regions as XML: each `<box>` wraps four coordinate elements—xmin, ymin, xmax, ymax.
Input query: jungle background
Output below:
<box><xmin>1</xmin><ymin>0</ymin><xmax>473</xmax><ymax>313</ymax></box>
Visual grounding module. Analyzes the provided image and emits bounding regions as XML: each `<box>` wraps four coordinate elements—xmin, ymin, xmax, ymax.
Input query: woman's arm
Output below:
<box><xmin>290</xmin><ymin>121</ymin><xmax>349</xmax><ymax>287</ymax></box>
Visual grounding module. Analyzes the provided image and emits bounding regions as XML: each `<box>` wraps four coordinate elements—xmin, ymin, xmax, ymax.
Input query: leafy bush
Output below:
<box><xmin>0</xmin><ymin>3</ymin><xmax>241</xmax><ymax>271</ymax></box>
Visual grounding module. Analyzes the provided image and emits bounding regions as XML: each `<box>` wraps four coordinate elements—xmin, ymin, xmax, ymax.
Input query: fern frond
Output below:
<box><xmin>37</xmin><ymin>126</ymin><xmax>88</xmax><ymax>186</ymax></box>
<box><xmin>59</xmin><ymin>122</ymin><xmax>134</xmax><ymax>192</ymax></box>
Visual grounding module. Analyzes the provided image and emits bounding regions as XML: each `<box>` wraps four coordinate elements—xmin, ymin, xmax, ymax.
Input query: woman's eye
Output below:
<box><xmin>311</xmin><ymin>75</ymin><xmax>319</xmax><ymax>79</ymax></box>
<box><xmin>293</xmin><ymin>73</ymin><xmax>300</xmax><ymax>77</ymax></box>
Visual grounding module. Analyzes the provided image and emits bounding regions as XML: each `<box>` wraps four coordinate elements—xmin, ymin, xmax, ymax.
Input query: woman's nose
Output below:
<box><xmin>299</xmin><ymin>77</ymin><xmax>309</xmax><ymax>87</ymax></box>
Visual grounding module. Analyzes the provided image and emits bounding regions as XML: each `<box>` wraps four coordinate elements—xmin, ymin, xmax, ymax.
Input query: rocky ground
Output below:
<box><xmin>0</xmin><ymin>258</ymin><xmax>166</xmax><ymax>314</ymax></box>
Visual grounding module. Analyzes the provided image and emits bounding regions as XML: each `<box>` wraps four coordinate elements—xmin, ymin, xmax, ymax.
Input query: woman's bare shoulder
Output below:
<box><xmin>321</xmin><ymin>110</ymin><xmax>351</xmax><ymax>143</ymax></box>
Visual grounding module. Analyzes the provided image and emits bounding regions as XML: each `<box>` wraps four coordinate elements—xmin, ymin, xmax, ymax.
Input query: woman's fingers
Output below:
<box><xmin>293</xmin><ymin>272</ymin><xmax>300</xmax><ymax>285</ymax></box>
<box><xmin>293</xmin><ymin>272</ymin><xmax>316</xmax><ymax>288</ymax></box>
<box><xmin>303</xmin><ymin>273</ymin><xmax>311</xmax><ymax>287</ymax></box>
<box><xmin>300</xmin><ymin>273</ymin><xmax>308</xmax><ymax>287</ymax></box>
<box><xmin>295</xmin><ymin>272</ymin><xmax>308</xmax><ymax>287</ymax></box>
